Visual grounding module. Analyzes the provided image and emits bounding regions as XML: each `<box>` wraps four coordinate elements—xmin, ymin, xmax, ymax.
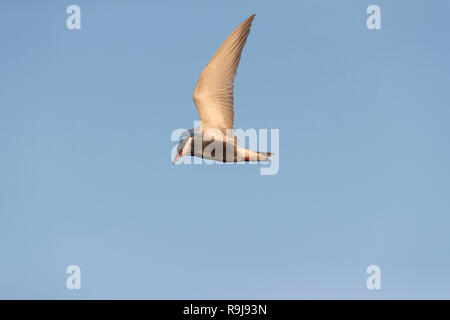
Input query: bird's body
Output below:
<box><xmin>173</xmin><ymin>14</ymin><xmax>273</xmax><ymax>164</ymax></box>
<box><xmin>179</xmin><ymin>131</ymin><xmax>272</xmax><ymax>163</ymax></box>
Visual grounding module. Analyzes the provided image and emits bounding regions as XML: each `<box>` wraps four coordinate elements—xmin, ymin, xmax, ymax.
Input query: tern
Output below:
<box><xmin>173</xmin><ymin>14</ymin><xmax>273</xmax><ymax>165</ymax></box>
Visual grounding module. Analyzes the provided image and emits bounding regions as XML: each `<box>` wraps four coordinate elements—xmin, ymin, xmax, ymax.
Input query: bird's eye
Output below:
<box><xmin>179</xmin><ymin>149</ymin><xmax>183</xmax><ymax>155</ymax></box>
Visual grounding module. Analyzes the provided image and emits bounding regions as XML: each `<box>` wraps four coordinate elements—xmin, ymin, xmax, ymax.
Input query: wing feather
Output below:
<box><xmin>193</xmin><ymin>15</ymin><xmax>255</xmax><ymax>134</ymax></box>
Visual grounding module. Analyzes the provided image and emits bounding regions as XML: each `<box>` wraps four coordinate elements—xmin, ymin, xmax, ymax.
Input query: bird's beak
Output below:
<box><xmin>173</xmin><ymin>153</ymin><xmax>182</xmax><ymax>165</ymax></box>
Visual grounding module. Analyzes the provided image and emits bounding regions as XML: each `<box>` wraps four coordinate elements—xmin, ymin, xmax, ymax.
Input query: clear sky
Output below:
<box><xmin>1</xmin><ymin>0</ymin><xmax>450</xmax><ymax>299</ymax></box>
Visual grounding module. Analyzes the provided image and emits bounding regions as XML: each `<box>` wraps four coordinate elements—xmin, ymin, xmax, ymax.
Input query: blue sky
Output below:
<box><xmin>1</xmin><ymin>0</ymin><xmax>450</xmax><ymax>299</ymax></box>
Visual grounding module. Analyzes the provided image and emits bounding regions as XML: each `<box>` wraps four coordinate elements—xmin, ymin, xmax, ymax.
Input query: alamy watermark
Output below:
<box><xmin>66</xmin><ymin>265</ymin><xmax>81</xmax><ymax>290</ymax></box>
<box><xmin>366</xmin><ymin>265</ymin><xmax>381</xmax><ymax>290</ymax></box>
<box><xmin>66</xmin><ymin>5</ymin><xmax>81</xmax><ymax>30</ymax></box>
<box><xmin>367</xmin><ymin>5</ymin><xmax>381</xmax><ymax>30</ymax></box>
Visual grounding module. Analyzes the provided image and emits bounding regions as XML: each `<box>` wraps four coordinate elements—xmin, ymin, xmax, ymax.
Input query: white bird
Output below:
<box><xmin>173</xmin><ymin>14</ymin><xmax>273</xmax><ymax>164</ymax></box>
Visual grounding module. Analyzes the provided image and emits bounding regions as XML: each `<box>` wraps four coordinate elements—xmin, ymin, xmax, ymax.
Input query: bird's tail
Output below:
<box><xmin>256</xmin><ymin>151</ymin><xmax>273</xmax><ymax>162</ymax></box>
<box><xmin>241</xmin><ymin>149</ymin><xmax>273</xmax><ymax>162</ymax></box>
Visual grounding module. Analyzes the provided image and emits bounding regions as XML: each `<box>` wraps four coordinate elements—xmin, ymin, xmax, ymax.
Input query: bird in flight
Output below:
<box><xmin>173</xmin><ymin>14</ymin><xmax>273</xmax><ymax>164</ymax></box>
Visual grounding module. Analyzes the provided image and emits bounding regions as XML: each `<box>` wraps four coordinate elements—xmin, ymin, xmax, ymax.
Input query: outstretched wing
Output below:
<box><xmin>193</xmin><ymin>14</ymin><xmax>255</xmax><ymax>134</ymax></box>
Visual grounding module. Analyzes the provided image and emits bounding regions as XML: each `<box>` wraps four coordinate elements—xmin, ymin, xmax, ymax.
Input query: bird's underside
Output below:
<box><xmin>190</xmin><ymin>135</ymin><xmax>272</xmax><ymax>163</ymax></box>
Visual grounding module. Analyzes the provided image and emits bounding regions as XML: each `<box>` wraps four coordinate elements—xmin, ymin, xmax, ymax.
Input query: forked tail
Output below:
<box><xmin>243</xmin><ymin>150</ymin><xmax>273</xmax><ymax>162</ymax></box>
<box><xmin>256</xmin><ymin>151</ymin><xmax>273</xmax><ymax>162</ymax></box>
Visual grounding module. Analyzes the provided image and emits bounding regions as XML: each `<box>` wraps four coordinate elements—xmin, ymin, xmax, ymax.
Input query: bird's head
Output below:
<box><xmin>173</xmin><ymin>136</ymin><xmax>194</xmax><ymax>165</ymax></box>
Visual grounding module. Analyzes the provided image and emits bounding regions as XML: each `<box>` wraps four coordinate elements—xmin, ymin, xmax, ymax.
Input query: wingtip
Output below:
<box><xmin>246</xmin><ymin>14</ymin><xmax>255</xmax><ymax>25</ymax></box>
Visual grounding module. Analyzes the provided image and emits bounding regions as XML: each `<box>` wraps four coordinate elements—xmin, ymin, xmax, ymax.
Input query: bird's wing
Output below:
<box><xmin>193</xmin><ymin>14</ymin><xmax>255</xmax><ymax>135</ymax></box>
